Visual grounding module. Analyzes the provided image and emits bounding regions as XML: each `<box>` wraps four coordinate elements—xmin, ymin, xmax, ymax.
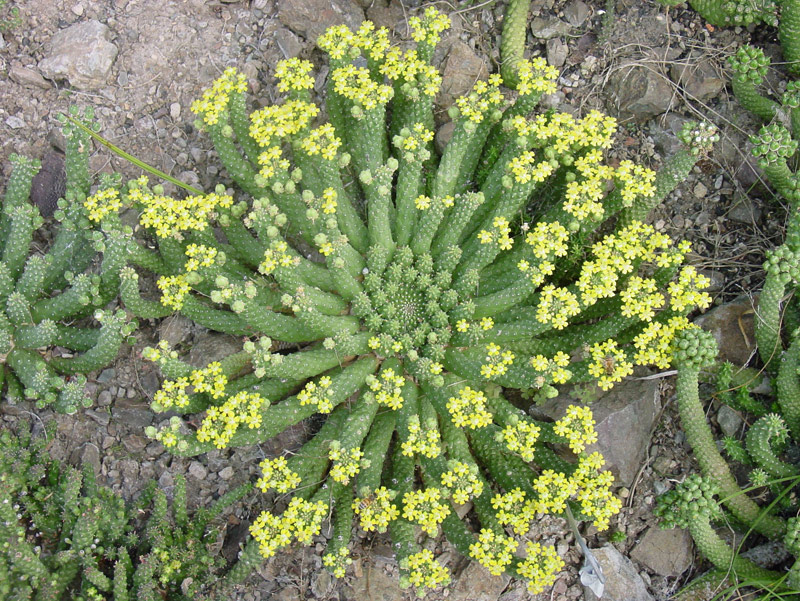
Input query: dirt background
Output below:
<box><xmin>0</xmin><ymin>0</ymin><xmax>792</xmax><ymax>599</ymax></box>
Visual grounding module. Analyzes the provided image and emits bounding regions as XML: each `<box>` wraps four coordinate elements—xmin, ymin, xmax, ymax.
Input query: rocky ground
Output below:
<box><xmin>0</xmin><ymin>0</ymin><xmax>791</xmax><ymax>599</ymax></box>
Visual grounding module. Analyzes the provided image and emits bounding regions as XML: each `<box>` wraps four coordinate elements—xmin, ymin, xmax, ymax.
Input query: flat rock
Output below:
<box><xmin>273</xmin><ymin>26</ymin><xmax>306</xmax><ymax>59</ymax></box>
<box><xmin>585</xmin><ymin>545</ymin><xmax>654</xmax><ymax>601</ymax></box>
<box><xmin>564</xmin><ymin>0</ymin><xmax>591</xmax><ymax>27</ymax></box>
<box><xmin>530</xmin><ymin>16</ymin><xmax>571</xmax><ymax>39</ymax></box>
<box><xmin>669</xmin><ymin>52</ymin><xmax>725</xmax><ymax>103</ymax></box>
<box><xmin>187</xmin><ymin>332</ymin><xmax>243</xmax><ymax>367</ymax></box>
<box><xmin>279</xmin><ymin>0</ymin><xmax>364</xmax><ymax>43</ymax></box>
<box><xmin>694</xmin><ymin>295</ymin><xmax>757</xmax><ymax>367</ymax></box>
<box><xmin>450</xmin><ymin>562</ymin><xmax>509</xmax><ymax>601</ymax></box>
<box><xmin>112</xmin><ymin>396</ymin><xmax>153</xmax><ymax>429</ymax></box>
<box><xmin>351</xmin><ymin>565</ymin><xmax>402</xmax><ymax>600</ymax></box>
<box><xmin>9</xmin><ymin>64</ymin><xmax>51</xmax><ymax>89</ymax></box>
<box><xmin>631</xmin><ymin>527</ymin><xmax>693</xmax><ymax>576</ymax></box>
<box><xmin>547</xmin><ymin>38</ymin><xmax>568</xmax><ymax>68</ymax></box>
<box><xmin>439</xmin><ymin>40</ymin><xmax>488</xmax><ymax>108</ymax></box>
<box><xmin>533</xmin><ymin>378</ymin><xmax>661</xmax><ymax>487</ymax></box>
<box><xmin>39</xmin><ymin>20</ymin><xmax>118</xmax><ymax>90</ymax></box>
<box><xmin>606</xmin><ymin>63</ymin><xmax>676</xmax><ymax>122</ymax></box>
<box><xmin>717</xmin><ymin>405</ymin><xmax>744</xmax><ymax>437</ymax></box>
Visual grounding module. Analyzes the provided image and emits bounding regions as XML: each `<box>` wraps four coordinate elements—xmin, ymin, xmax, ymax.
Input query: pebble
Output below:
<box><xmin>219</xmin><ymin>466</ymin><xmax>235</xmax><ymax>480</ymax></box>
<box><xmin>97</xmin><ymin>368</ymin><xmax>116</xmax><ymax>383</ymax></box>
<box><xmin>5</xmin><ymin>115</ymin><xmax>25</xmax><ymax>129</ymax></box>
<box><xmin>188</xmin><ymin>460</ymin><xmax>208</xmax><ymax>480</ymax></box>
<box><xmin>170</xmin><ymin>102</ymin><xmax>181</xmax><ymax>120</ymax></box>
<box><xmin>694</xmin><ymin>182</ymin><xmax>708</xmax><ymax>198</ymax></box>
<box><xmin>97</xmin><ymin>390</ymin><xmax>113</xmax><ymax>406</ymax></box>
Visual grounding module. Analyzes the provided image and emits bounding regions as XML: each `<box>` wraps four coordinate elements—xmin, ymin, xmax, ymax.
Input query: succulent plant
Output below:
<box><xmin>0</xmin><ymin>107</ymin><xmax>136</xmax><ymax>413</ymax></box>
<box><xmin>0</xmin><ymin>422</ymin><xmax>250</xmax><ymax>601</ymax></box>
<box><xmin>77</xmin><ymin>8</ymin><xmax>721</xmax><ymax>597</ymax></box>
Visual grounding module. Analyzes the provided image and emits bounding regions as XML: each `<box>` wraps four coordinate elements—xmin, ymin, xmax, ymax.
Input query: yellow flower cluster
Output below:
<box><xmin>365</xmin><ymin>368</ymin><xmax>405</xmax><ymax>410</ymax></box>
<box><xmin>455</xmin><ymin>74</ymin><xmax>504</xmax><ymax>123</ymax></box>
<box><xmin>517</xmin><ymin>221</ymin><xmax>569</xmax><ymax>286</ymax></box>
<box><xmin>536</xmin><ymin>285</ymin><xmax>580</xmax><ymax>330</ymax></box>
<box><xmin>331</xmin><ymin>65</ymin><xmax>393</xmax><ymax>111</ymax></box>
<box><xmin>668</xmin><ymin>266</ymin><xmax>712</xmax><ymax>312</ymax></box>
<box><xmin>405</xmin><ymin>549</ymin><xmax>451</xmax><ymax>593</ymax></box>
<box><xmin>84</xmin><ymin>188</ymin><xmax>121</xmax><ymax>222</ymax></box>
<box><xmin>587</xmin><ymin>339</ymin><xmax>634</xmax><ymax>390</ymax></box>
<box><xmin>328</xmin><ymin>444</ymin><xmax>365</xmax><ymax>485</ymax></box>
<box><xmin>514</xmin><ymin>110</ymin><xmax>617</xmax><ymax>155</ymax></box>
<box><xmin>480</xmin><ymin>343</ymin><xmax>515</xmax><ymax>379</ymax></box>
<box><xmin>250</xmin><ymin>497</ymin><xmax>328</xmax><ymax>558</ymax></box>
<box><xmin>401</xmin><ymin>487</ymin><xmax>450</xmax><ymax>535</ymax></box>
<box><xmin>184</xmin><ymin>243</ymin><xmax>218</xmax><ymax>272</ymax></box>
<box><xmin>529</xmin><ymin>351</ymin><xmax>572</xmax><ymax>388</ymax></box>
<box><xmin>190</xmin><ymin>66</ymin><xmax>247</xmax><ymax>126</ymax></box>
<box><xmin>257</xmin><ymin>145</ymin><xmax>291</xmax><ymax>180</ymax></box>
<box><xmin>396</xmin><ymin>122</ymin><xmax>435</xmax><ymax>153</ymax></box>
<box><xmin>249</xmin><ymin>99</ymin><xmax>319</xmax><ymax>147</ymax></box>
<box><xmin>380</xmin><ymin>48</ymin><xmax>442</xmax><ymax>96</ymax></box>
<box><xmin>189</xmin><ymin>361</ymin><xmax>228</xmax><ymax>399</ymax></box>
<box><xmin>152</xmin><ymin>416</ymin><xmax>182</xmax><ymax>448</ymax></box>
<box><xmin>297</xmin><ymin>375</ymin><xmax>334</xmax><ymax>413</ymax></box>
<box><xmin>500</xmin><ymin>417</ymin><xmax>541</xmax><ymax>462</ymax></box>
<box><xmin>516</xmin><ymin>542</ymin><xmax>565</xmax><ymax>595</ymax></box>
<box><xmin>354</xmin><ymin>21</ymin><xmax>390</xmax><ymax>62</ymax></box>
<box><xmin>317</xmin><ymin>24</ymin><xmax>356</xmax><ymax>60</ymax></box>
<box><xmin>516</xmin><ymin>57</ymin><xmax>559</xmax><ymax>96</ymax></box>
<box><xmin>491</xmin><ymin>488</ymin><xmax>537</xmax><ymax>535</ymax></box>
<box><xmin>300</xmin><ymin>124</ymin><xmax>341</xmax><ymax>161</ymax></box>
<box><xmin>196</xmin><ymin>390</ymin><xmax>266</xmax><ymax>449</ymax></box>
<box><xmin>275</xmin><ymin>57</ymin><xmax>315</xmax><ymax>93</ymax></box>
<box><xmin>469</xmin><ymin>529</ymin><xmax>517</xmax><ymax>576</ymax></box>
<box><xmin>533</xmin><ymin>469</ymin><xmax>578</xmax><ymax>514</ymax></box>
<box><xmin>353</xmin><ymin>486</ymin><xmax>400</xmax><ymax>533</ymax></box>
<box><xmin>323</xmin><ymin>547</ymin><xmax>352</xmax><ymax>579</ymax></box>
<box><xmin>563</xmin><ymin>176</ymin><xmax>605</xmax><ymax>221</ymax></box>
<box><xmin>157</xmin><ymin>274</ymin><xmax>190</xmax><ymax>310</ymax></box>
<box><xmin>414</xmin><ymin>194</ymin><xmax>454</xmax><ymax>212</ymax></box>
<box><xmin>632</xmin><ymin>315</ymin><xmax>691</xmax><ymax>368</ymax></box>
<box><xmin>132</xmin><ymin>187</ymin><xmax>233</xmax><ymax>239</ymax></box>
<box><xmin>446</xmin><ymin>386</ymin><xmax>493</xmax><ymax>429</ymax></box>
<box><xmin>620</xmin><ymin>276</ymin><xmax>665</xmax><ymax>321</ymax></box>
<box><xmin>141</xmin><ymin>339</ymin><xmax>178</xmax><ymax>364</ymax></box>
<box><xmin>401</xmin><ymin>415</ymin><xmax>441</xmax><ymax>458</ymax></box>
<box><xmin>409</xmin><ymin>6</ymin><xmax>451</xmax><ymax>46</ymax></box>
<box><xmin>478</xmin><ymin>216</ymin><xmax>514</xmax><ymax>251</ymax></box>
<box><xmin>153</xmin><ymin>376</ymin><xmax>190</xmax><ymax>410</ymax></box>
<box><xmin>259</xmin><ymin>240</ymin><xmax>296</xmax><ymax>275</ymax></box>
<box><xmin>553</xmin><ymin>405</ymin><xmax>598</xmax><ymax>453</ymax></box>
<box><xmin>507</xmin><ymin>151</ymin><xmax>555</xmax><ymax>185</ymax></box>
<box><xmin>615</xmin><ymin>160</ymin><xmax>656</xmax><ymax>205</ymax></box>
<box><xmin>571</xmin><ymin>452</ymin><xmax>621</xmax><ymax>531</ymax></box>
<box><xmin>440</xmin><ymin>461</ymin><xmax>483</xmax><ymax>504</ymax></box>
<box><xmin>256</xmin><ymin>456</ymin><xmax>302</xmax><ymax>494</ymax></box>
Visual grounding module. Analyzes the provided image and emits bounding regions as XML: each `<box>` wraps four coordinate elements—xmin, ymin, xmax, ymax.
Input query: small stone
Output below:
<box><xmin>278</xmin><ymin>0</ymin><xmax>364</xmax><ymax>43</ymax></box>
<box><xmin>546</xmin><ymin>38</ymin><xmax>568</xmax><ymax>68</ymax></box>
<box><xmin>188</xmin><ymin>461</ymin><xmax>208</xmax><ymax>480</ymax></box>
<box><xmin>5</xmin><ymin>115</ymin><xmax>25</xmax><ymax>129</ymax></box>
<box><xmin>530</xmin><ymin>16</ymin><xmax>571</xmax><ymax>39</ymax></box>
<box><xmin>585</xmin><ymin>545</ymin><xmax>654</xmax><ymax>601</ymax></box>
<box><xmin>38</xmin><ymin>20</ymin><xmax>119</xmax><ymax>90</ymax></box>
<box><xmin>727</xmin><ymin>192</ymin><xmax>763</xmax><ymax>224</ymax></box>
<box><xmin>98</xmin><ymin>390</ymin><xmax>113</xmax><ymax>406</ymax></box>
<box><xmin>311</xmin><ymin>570</ymin><xmax>333</xmax><ymax>597</ymax></box>
<box><xmin>71</xmin><ymin>3</ymin><xmax>84</xmax><ymax>15</ymax></box>
<box><xmin>158</xmin><ymin>470</ymin><xmax>174</xmax><ymax>489</ymax></box>
<box><xmin>694</xmin><ymin>182</ymin><xmax>708</xmax><ymax>198</ymax></box>
<box><xmin>273</xmin><ymin>26</ymin><xmax>305</xmax><ymax>59</ymax></box>
<box><xmin>112</xmin><ymin>397</ymin><xmax>153</xmax><ymax>428</ymax></box>
<box><xmin>450</xmin><ymin>561</ymin><xmax>509</xmax><ymax>601</ymax></box>
<box><xmin>564</xmin><ymin>0</ymin><xmax>591</xmax><ymax>27</ymax></box>
<box><xmin>170</xmin><ymin>102</ymin><xmax>181</xmax><ymax>120</ymax></box>
<box><xmin>631</xmin><ymin>527</ymin><xmax>693</xmax><ymax>577</ymax></box>
<box><xmin>122</xmin><ymin>434</ymin><xmax>147</xmax><ymax>454</ymax></box>
<box><xmin>9</xmin><ymin>65</ymin><xmax>51</xmax><ymax>89</ymax></box>
<box><xmin>219</xmin><ymin>466</ymin><xmax>235</xmax><ymax>480</ymax></box>
<box><xmin>694</xmin><ymin>295</ymin><xmax>758</xmax><ymax>366</ymax></box>
<box><xmin>97</xmin><ymin>367</ymin><xmax>116</xmax><ymax>383</ymax></box>
<box><xmin>85</xmin><ymin>409</ymin><xmax>111</xmax><ymax>426</ymax></box>
<box><xmin>717</xmin><ymin>405</ymin><xmax>744</xmax><ymax>438</ymax></box>
<box><xmin>438</xmin><ymin>40</ymin><xmax>489</xmax><ymax>109</ymax></box>
<box><xmin>606</xmin><ymin>64</ymin><xmax>676</xmax><ymax>122</ymax></box>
